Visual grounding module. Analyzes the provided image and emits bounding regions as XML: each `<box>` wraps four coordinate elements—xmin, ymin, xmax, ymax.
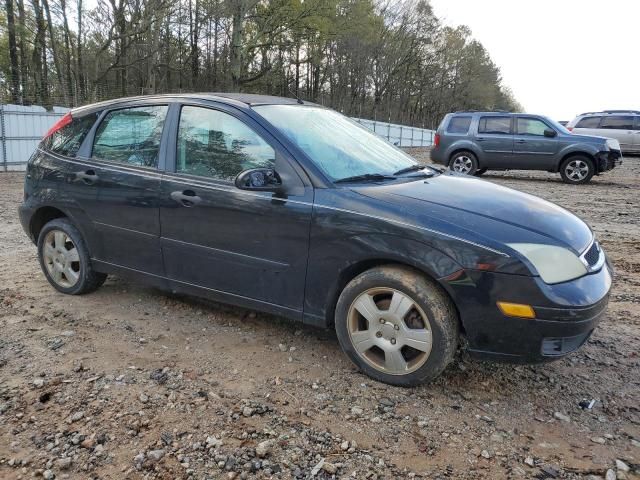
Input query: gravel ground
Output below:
<box><xmin>0</xmin><ymin>152</ymin><xmax>639</xmax><ymax>480</ymax></box>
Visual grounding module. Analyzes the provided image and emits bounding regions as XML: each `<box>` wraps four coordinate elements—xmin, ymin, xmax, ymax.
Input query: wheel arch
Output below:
<box><xmin>448</xmin><ymin>147</ymin><xmax>482</xmax><ymax>168</ymax></box>
<box><xmin>30</xmin><ymin>206</ymin><xmax>69</xmax><ymax>242</ymax></box>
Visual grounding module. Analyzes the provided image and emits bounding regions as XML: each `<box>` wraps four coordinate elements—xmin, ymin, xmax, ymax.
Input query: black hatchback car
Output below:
<box><xmin>19</xmin><ymin>94</ymin><xmax>612</xmax><ymax>386</ymax></box>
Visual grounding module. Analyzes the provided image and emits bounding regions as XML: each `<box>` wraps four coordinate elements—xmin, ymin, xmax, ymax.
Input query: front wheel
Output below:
<box><xmin>37</xmin><ymin>218</ymin><xmax>107</xmax><ymax>295</ymax></box>
<box><xmin>449</xmin><ymin>151</ymin><xmax>478</xmax><ymax>175</ymax></box>
<box><xmin>335</xmin><ymin>266</ymin><xmax>459</xmax><ymax>387</ymax></box>
<box><xmin>559</xmin><ymin>156</ymin><xmax>594</xmax><ymax>184</ymax></box>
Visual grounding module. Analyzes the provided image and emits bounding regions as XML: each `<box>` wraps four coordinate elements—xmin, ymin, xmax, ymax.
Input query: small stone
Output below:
<box><xmin>206</xmin><ymin>436</ymin><xmax>222</xmax><ymax>448</ymax></box>
<box><xmin>481</xmin><ymin>450</ymin><xmax>492</xmax><ymax>459</ymax></box>
<box><xmin>133</xmin><ymin>452</ymin><xmax>145</xmax><ymax>465</ymax></box>
<box><xmin>590</xmin><ymin>437</ymin><xmax>606</xmax><ymax>445</ymax></box>
<box><xmin>255</xmin><ymin>440</ymin><xmax>272</xmax><ymax>458</ymax></box>
<box><xmin>33</xmin><ymin>378</ymin><xmax>45</xmax><ymax>388</ymax></box>
<box><xmin>340</xmin><ymin>440</ymin><xmax>349</xmax><ymax>451</ymax></box>
<box><xmin>147</xmin><ymin>449</ymin><xmax>165</xmax><ymax>463</ymax></box>
<box><xmin>322</xmin><ymin>462</ymin><xmax>338</xmax><ymax>474</ymax></box>
<box><xmin>554</xmin><ymin>412</ymin><xmax>570</xmax><ymax>422</ymax></box>
<box><xmin>139</xmin><ymin>393</ymin><xmax>149</xmax><ymax>403</ymax></box>
<box><xmin>351</xmin><ymin>406</ymin><xmax>364</xmax><ymax>416</ymax></box>
<box><xmin>370</xmin><ymin>416</ymin><xmax>382</xmax><ymax>423</ymax></box>
<box><xmin>69</xmin><ymin>411</ymin><xmax>84</xmax><ymax>422</ymax></box>
<box><xmin>524</xmin><ymin>456</ymin><xmax>535</xmax><ymax>467</ymax></box>
<box><xmin>80</xmin><ymin>438</ymin><xmax>95</xmax><ymax>449</ymax></box>
<box><xmin>278</xmin><ymin>344</ymin><xmax>288</xmax><ymax>352</ymax></box>
<box><xmin>605</xmin><ymin>469</ymin><xmax>616</xmax><ymax>480</ymax></box>
<box><xmin>616</xmin><ymin>460</ymin><xmax>630</xmax><ymax>472</ymax></box>
<box><xmin>242</xmin><ymin>406</ymin><xmax>255</xmax><ymax>417</ymax></box>
<box><xmin>43</xmin><ymin>470</ymin><xmax>54</xmax><ymax>480</ymax></box>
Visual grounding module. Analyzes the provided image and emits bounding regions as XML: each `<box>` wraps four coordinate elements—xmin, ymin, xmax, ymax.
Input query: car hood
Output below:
<box><xmin>353</xmin><ymin>173</ymin><xmax>593</xmax><ymax>254</ymax></box>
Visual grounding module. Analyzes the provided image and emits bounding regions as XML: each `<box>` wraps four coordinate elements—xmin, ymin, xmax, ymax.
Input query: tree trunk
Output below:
<box><xmin>5</xmin><ymin>0</ymin><xmax>21</xmax><ymax>103</ymax></box>
<box><xmin>76</xmin><ymin>0</ymin><xmax>85</xmax><ymax>103</ymax></box>
<box><xmin>230</xmin><ymin>0</ymin><xmax>246</xmax><ymax>90</ymax></box>
<box><xmin>41</xmin><ymin>0</ymin><xmax>68</xmax><ymax>105</ymax></box>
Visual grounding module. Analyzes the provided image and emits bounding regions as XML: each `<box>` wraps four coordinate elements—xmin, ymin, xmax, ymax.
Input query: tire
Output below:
<box><xmin>559</xmin><ymin>155</ymin><xmax>595</xmax><ymax>184</ymax></box>
<box><xmin>474</xmin><ymin>167</ymin><xmax>487</xmax><ymax>176</ymax></box>
<box><xmin>37</xmin><ymin>218</ymin><xmax>107</xmax><ymax>295</ymax></box>
<box><xmin>449</xmin><ymin>151</ymin><xmax>478</xmax><ymax>175</ymax></box>
<box><xmin>335</xmin><ymin>265</ymin><xmax>459</xmax><ymax>387</ymax></box>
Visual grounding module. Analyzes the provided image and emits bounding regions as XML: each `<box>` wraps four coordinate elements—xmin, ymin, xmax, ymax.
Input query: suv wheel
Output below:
<box><xmin>450</xmin><ymin>151</ymin><xmax>478</xmax><ymax>175</ymax></box>
<box><xmin>560</xmin><ymin>155</ymin><xmax>594</xmax><ymax>184</ymax></box>
<box><xmin>37</xmin><ymin>218</ymin><xmax>107</xmax><ymax>295</ymax></box>
<box><xmin>335</xmin><ymin>266</ymin><xmax>459</xmax><ymax>386</ymax></box>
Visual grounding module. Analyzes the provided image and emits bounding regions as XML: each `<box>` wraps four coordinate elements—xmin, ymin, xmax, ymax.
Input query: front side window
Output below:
<box><xmin>92</xmin><ymin>105</ymin><xmax>168</xmax><ymax>167</ymax></box>
<box><xmin>44</xmin><ymin>113</ymin><xmax>98</xmax><ymax>157</ymax></box>
<box><xmin>600</xmin><ymin>116</ymin><xmax>634</xmax><ymax>130</ymax></box>
<box><xmin>516</xmin><ymin>118</ymin><xmax>549</xmax><ymax>136</ymax></box>
<box><xmin>575</xmin><ymin>116</ymin><xmax>601</xmax><ymax>129</ymax></box>
<box><xmin>176</xmin><ymin>106</ymin><xmax>275</xmax><ymax>181</ymax></box>
<box><xmin>478</xmin><ymin>116</ymin><xmax>511</xmax><ymax>135</ymax></box>
<box><xmin>253</xmin><ymin>105</ymin><xmax>418</xmax><ymax>181</ymax></box>
<box><xmin>447</xmin><ymin>116</ymin><xmax>472</xmax><ymax>134</ymax></box>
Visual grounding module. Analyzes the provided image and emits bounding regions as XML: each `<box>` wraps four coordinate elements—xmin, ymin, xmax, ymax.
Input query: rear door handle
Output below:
<box><xmin>516</xmin><ymin>139</ymin><xmax>527</xmax><ymax>144</ymax></box>
<box><xmin>476</xmin><ymin>137</ymin><xmax>486</xmax><ymax>142</ymax></box>
<box><xmin>171</xmin><ymin>190</ymin><xmax>202</xmax><ymax>207</ymax></box>
<box><xmin>75</xmin><ymin>169</ymin><xmax>99</xmax><ymax>185</ymax></box>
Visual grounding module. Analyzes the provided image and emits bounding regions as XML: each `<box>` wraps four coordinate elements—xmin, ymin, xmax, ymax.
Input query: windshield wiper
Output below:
<box><xmin>393</xmin><ymin>164</ymin><xmax>437</xmax><ymax>176</ymax></box>
<box><xmin>334</xmin><ymin>173</ymin><xmax>397</xmax><ymax>184</ymax></box>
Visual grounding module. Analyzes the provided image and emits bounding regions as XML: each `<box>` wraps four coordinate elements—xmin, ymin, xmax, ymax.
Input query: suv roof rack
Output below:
<box><xmin>579</xmin><ymin>110</ymin><xmax>640</xmax><ymax>116</ymax></box>
<box><xmin>453</xmin><ymin>110</ymin><xmax>510</xmax><ymax>114</ymax></box>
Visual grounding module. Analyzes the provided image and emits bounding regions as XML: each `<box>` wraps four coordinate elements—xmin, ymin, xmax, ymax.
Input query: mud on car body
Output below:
<box><xmin>19</xmin><ymin>94</ymin><xmax>612</xmax><ymax>386</ymax></box>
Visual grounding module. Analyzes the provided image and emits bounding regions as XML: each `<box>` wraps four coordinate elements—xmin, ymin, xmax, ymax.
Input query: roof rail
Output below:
<box><xmin>579</xmin><ymin>110</ymin><xmax>640</xmax><ymax>116</ymax></box>
<box><xmin>453</xmin><ymin>109</ymin><xmax>510</xmax><ymax>114</ymax></box>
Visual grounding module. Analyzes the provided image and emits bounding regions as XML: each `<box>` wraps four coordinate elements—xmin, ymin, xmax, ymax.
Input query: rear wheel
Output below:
<box><xmin>37</xmin><ymin>218</ymin><xmax>107</xmax><ymax>295</ymax></box>
<box><xmin>449</xmin><ymin>151</ymin><xmax>478</xmax><ymax>175</ymax></box>
<box><xmin>335</xmin><ymin>266</ymin><xmax>459</xmax><ymax>386</ymax></box>
<box><xmin>559</xmin><ymin>155</ymin><xmax>594</xmax><ymax>184</ymax></box>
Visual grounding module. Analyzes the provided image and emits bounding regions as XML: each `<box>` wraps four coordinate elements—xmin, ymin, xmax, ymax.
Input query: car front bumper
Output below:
<box><xmin>596</xmin><ymin>149</ymin><xmax>622</xmax><ymax>173</ymax></box>
<box><xmin>443</xmin><ymin>258</ymin><xmax>612</xmax><ymax>363</ymax></box>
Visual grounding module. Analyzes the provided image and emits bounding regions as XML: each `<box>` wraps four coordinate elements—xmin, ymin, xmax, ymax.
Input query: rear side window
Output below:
<box><xmin>478</xmin><ymin>116</ymin><xmax>511</xmax><ymax>134</ymax></box>
<box><xmin>92</xmin><ymin>105</ymin><xmax>168</xmax><ymax>168</ymax></box>
<box><xmin>600</xmin><ymin>116</ymin><xmax>634</xmax><ymax>130</ymax></box>
<box><xmin>575</xmin><ymin>116</ymin><xmax>601</xmax><ymax>128</ymax></box>
<box><xmin>44</xmin><ymin>113</ymin><xmax>98</xmax><ymax>157</ymax></box>
<box><xmin>446</xmin><ymin>116</ymin><xmax>472</xmax><ymax>134</ymax></box>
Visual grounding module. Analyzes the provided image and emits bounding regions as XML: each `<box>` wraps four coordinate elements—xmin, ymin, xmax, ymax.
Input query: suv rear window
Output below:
<box><xmin>447</xmin><ymin>116</ymin><xmax>472</xmax><ymax>134</ymax></box>
<box><xmin>575</xmin><ymin>116</ymin><xmax>601</xmax><ymax>128</ymax></box>
<box><xmin>43</xmin><ymin>113</ymin><xmax>98</xmax><ymax>157</ymax></box>
<box><xmin>600</xmin><ymin>116</ymin><xmax>634</xmax><ymax>130</ymax></box>
<box><xmin>478</xmin><ymin>116</ymin><xmax>511</xmax><ymax>134</ymax></box>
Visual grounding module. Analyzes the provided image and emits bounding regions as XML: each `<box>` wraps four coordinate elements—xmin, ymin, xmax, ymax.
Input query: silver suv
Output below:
<box><xmin>566</xmin><ymin>110</ymin><xmax>640</xmax><ymax>155</ymax></box>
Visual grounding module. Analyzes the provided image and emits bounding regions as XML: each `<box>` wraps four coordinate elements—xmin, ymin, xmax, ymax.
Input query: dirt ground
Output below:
<box><xmin>1</xmin><ymin>152</ymin><xmax>639</xmax><ymax>480</ymax></box>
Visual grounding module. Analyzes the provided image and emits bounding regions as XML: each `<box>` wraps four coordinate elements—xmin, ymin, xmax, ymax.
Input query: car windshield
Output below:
<box><xmin>545</xmin><ymin>116</ymin><xmax>571</xmax><ymax>134</ymax></box>
<box><xmin>253</xmin><ymin>104</ymin><xmax>422</xmax><ymax>181</ymax></box>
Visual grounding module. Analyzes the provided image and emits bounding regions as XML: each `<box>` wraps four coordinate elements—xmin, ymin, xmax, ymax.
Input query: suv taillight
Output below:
<box><xmin>44</xmin><ymin>112</ymin><xmax>72</xmax><ymax>138</ymax></box>
<box><xmin>434</xmin><ymin>133</ymin><xmax>441</xmax><ymax>148</ymax></box>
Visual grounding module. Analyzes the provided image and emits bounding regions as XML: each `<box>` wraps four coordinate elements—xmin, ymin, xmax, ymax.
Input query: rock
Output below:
<box><xmin>242</xmin><ymin>406</ymin><xmax>255</xmax><ymax>417</ymax></box>
<box><xmin>147</xmin><ymin>449</ymin><xmax>165</xmax><ymax>463</ymax></box>
<box><xmin>206</xmin><ymin>436</ymin><xmax>222</xmax><ymax>448</ymax></box>
<box><xmin>80</xmin><ymin>437</ymin><xmax>95</xmax><ymax>449</ymax></box>
<box><xmin>255</xmin><ymin>440</ymin><xmax>272</xmax><ymax>458</ymax></box>
<box><xmin>33</xmin><ymin>378</ymin><xmax>45</xmax><ymax>388</ymax></box>
<box><xmin>150</xmin><ymin>369</ymin><xmax>169</xmax><ymax>384</ymax></box>
<box><xmin>322</xmin><ymin>462</ymin><xmax>338</xmax><ymax>474</ymax></box>
<box><xmin>43</xmin><ymin>470</ymin><xmax>54</xmax><ymax>480</ymax></box>
<box><xmin>139</xmin><ymin>393</ymin><xmax>149</xmax><ymax>403</ymax></box>
<box><xmin>69</xmin><ymin>411</ymin><xmax>84</xmax><ymax>422</ymax></box>
<box><xmin>341</xmin><ymin>440</ymin><xmax>349</xmax><ymax>451</ymax></box>
<box><xmin>524</xmin><ymin>456</ymin><xmax>535</xmax><ymax>467</ymax></box>
<box><xmin>590</xmin><ymin>437</ymin><xmax>606</xmax><ymax>445</ymax></box>
<box><xmin>133</xmin><ymin>452</ymin><xmax>145</xmax><ymax>466</ymax></box>
<box><xmin>311</xmin><ymin>458</ymin><xmax>325</xmax><ymax>476</ymax></box>
<box><xmin>605</xmin><ymin>469</ymin><xmax>616</xmax><ymax>480</ymax></box>
<box><xmin>554</xmin><ymin>412</ymin><xmax>570</xmax><ymax>422</ymax></box>
<box><xmin>351</xmin><ymin>406</ymin><xmax>364</xmax><ymax>416</ymax></box>
<box><xmin>278</xmin><ymin>344</ymin><xmax>288</xmax><ymax>352</ymax></box>
<box><xmin>370</xmin><ymin>416</ymin><xmax>382</xmax><ymax>424</ymax></box>
<box><xmin>480</xmin><ymin>450</ymin><xmax>492</xmax><ymax>459</ymax></box>
<box><xmin>616</xmin><ymin>460</ymin><xmax>630</xmax><ymax>472</ymax></box>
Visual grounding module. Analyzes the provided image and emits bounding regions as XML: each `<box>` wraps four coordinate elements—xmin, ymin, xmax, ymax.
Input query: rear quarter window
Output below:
<box><xmin>575</xmin><ymin>116</ymin><xmax>601</xmax><ymax>129</ymax></box>
<box><xmin>43</xmin><ymin>113</ymin><xmax>99</xmax><ymax>157</ymax></box>
<box><xmin>446</xmin><ymin>116</ymin><xmax>472</xmax><ymax>134</ymax></box>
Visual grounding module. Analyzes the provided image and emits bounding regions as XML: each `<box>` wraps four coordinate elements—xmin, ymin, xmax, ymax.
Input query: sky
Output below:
<box><xmin>429</xmin><ymin>0</ymin><xmax>640</xmax><ymax>121</ymax></box>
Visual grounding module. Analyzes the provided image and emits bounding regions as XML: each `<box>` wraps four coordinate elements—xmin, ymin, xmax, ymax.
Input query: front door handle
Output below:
<box><xmin>75</xmin><ymin>169</ymin><xmax>99</xmax><ymax>185</ymax></box>
<box><xmin>476</xmin><ymin>137</ymin><xmax>486</xmax><ymax>142</ymax></box>
<box><xmin>516</xmin><ymin>139</ymin><xmax>527</xmax><ymax>144</ymax></box>
<box><xmin>170</xmin><ymin>190</ymin><xmax>202</xmax><ymax>207</ymax></box>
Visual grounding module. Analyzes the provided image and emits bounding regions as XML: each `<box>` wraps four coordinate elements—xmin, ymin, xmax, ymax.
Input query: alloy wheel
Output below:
<box><xmin>565</xmin><ymin>159</ymin><xmax>589</xmax><ymax>182</ymax></box>
<box><xmin>451</xmin><ymin>155</ymin><xmax>474</xmax><ymax>174</ymax></box>
<box><xmin>347</xmin><ymin>288</ymin><xmax>433</xmax><ymax>375</ymax></box>
<box><xmin>42</xmin><ymin>230</ymin><xmax>81</xmax><ymax>288</ymax></box>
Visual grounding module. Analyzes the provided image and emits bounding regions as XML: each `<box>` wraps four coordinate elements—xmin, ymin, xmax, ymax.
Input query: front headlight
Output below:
<box><xmin>605</xmin><ymin>138</ymin><xmax>620</xmax><ymax>151</ymax></box>
<box><xmin>507</xmin><ymin>243</ymin><xmax>587</xmax><ymax>284</ymax></box>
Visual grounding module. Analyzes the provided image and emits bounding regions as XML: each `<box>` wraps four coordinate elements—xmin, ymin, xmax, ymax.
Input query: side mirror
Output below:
<box><xmin>235</xmin><ymin>168</ymin><xmax>283</xmax><ymax>192</ymax></box>
<box><xmin>543</xmin><ymin>129</ymin><xmax>557</xmax><ymax>138</ymax></box>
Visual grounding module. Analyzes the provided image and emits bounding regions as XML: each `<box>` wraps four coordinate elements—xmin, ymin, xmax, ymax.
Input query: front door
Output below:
<box><xmin>77</xmin><ymin>103</ymin><xmax>169</xmax><ymax>275</ymax></box>
<box><xmin>474</xmin><ymin>115</ymin><xmax>513</xmax><ymax>168</ymax></box>
<box><xmin>159</xmin><ymin>103</ymin><xmax>313</xmax><ymax>312</ymax></box>
<box><xmin>513</xmin><ymin>117</ymin><xmax>561</xmax><ymax>170</ymax></box>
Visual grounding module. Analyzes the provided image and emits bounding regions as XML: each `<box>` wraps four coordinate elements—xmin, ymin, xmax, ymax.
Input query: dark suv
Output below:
<box><xmin>19</xmin><ymin>94</ymin><xmax>612</xmax><ymax>386</ymax></box>
<box><xmin>430</xmin><ymin>112</ymin><xmax>622</xmax><ymax>184</ymax></box>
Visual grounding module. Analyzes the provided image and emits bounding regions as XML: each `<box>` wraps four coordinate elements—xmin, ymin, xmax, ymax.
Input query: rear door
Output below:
<box><xmin>634</xmin><ymin>116</ymin><xmax>640</xmax><ymax>151</ymax></box>
<box><xmin>475</xmin><ymin>115</ymin><xmax>513</xmax><ymax>167</ymax></box>
<box><xmin>513</xmin><ymin>116</ymin><xmax>561</xmax><ymax>170</ymax></box>
<box><xmin>159</xmin><ymin>102</ymin><xmax>313</xmax><ymax>313</ymax></box>
<box><xmin>599</xmin><ymin>115</ymin><xmax>635</xmax><ymax>151</ymax></box>
<box><xmin>76</xmin><ymin>103</ymin><xmax>169</xmax><ymax>276</ymax></box>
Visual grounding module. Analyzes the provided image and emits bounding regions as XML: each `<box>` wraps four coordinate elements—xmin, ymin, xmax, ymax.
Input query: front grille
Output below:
<box><xmin>583</xmin><ymin>242</ymin><xmax>600</xmax><ymax>267</ymax></box>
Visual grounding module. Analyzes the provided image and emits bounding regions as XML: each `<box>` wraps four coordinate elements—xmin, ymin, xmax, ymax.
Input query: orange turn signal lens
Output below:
<box><xmin>497</xmin><ymin>302</ymin><xmax>535</xmax><ymax>319</ymax></box>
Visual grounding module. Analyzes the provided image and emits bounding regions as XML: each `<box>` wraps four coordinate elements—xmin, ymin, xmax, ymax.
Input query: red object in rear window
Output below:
<box><xmin>434</xmin><ymin>133</ymin><xmax>440</xmax><ymax>147</ymax></box>
<box><xmin>44</xmin><ymin>112</ymin><xmax>72</xmax><ymax>138</ymax></box>
<box><xmin>567</xmin><ymin>127</ymin><xmax>573</xmax><ymax>132</ymax></box>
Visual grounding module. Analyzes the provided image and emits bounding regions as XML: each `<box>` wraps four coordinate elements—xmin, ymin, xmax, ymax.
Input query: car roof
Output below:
<box><xmin>72</xmin><ymin>93</ymin><xmax>316</xmax><ymax>115</ymax></box>
<box><xmin>576</xmin><ymin>110</ymin><xmax>640</xmax><ymax>117</ymax></box>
